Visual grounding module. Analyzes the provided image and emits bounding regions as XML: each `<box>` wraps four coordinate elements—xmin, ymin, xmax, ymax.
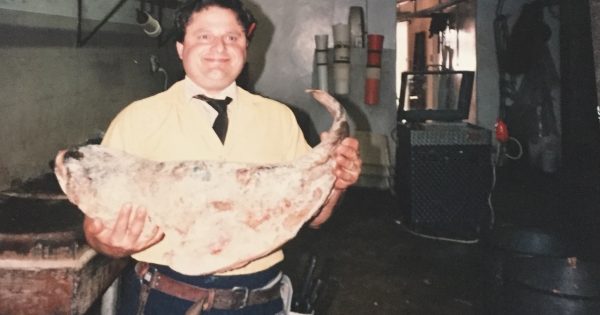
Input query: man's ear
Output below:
<box><xmin>176</xmin><ymin>41</ymin><xmax>184</xmax><ymax>60</ymax></box>
<box><xmin>247</xmin><ymin>22</ymin><xmax>256</xmax><ymax>39</ymax></box>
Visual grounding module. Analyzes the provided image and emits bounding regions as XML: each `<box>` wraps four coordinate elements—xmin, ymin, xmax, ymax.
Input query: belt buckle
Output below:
<box><xmin>138</xmin><ymin>266</ymin><xmax>158</xmax><ymax>286</ymax></box>
<box><xmin>231</xmin><ymin>286</ymin><xmax>250</xmax><ymax>309</ymax></box>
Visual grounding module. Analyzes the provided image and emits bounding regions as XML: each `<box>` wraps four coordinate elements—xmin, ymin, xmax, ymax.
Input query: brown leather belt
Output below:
<box><xmin>134</xmin><ymin>262</ymin><xmax>282</xmax><ymax>312</ymax></box>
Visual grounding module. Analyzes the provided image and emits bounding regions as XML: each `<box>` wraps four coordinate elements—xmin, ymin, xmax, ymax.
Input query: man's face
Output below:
<box><xmin>176</xmin><ymin>6</ymin><xmax>248</xmax><ymax>95</ymax></box>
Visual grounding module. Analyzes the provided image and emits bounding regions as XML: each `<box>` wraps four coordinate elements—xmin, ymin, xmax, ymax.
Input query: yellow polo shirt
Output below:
<box><xmin>101</xmin><ymin>79</ymin><xmax>310</xmax><ymax>275</ymax></box>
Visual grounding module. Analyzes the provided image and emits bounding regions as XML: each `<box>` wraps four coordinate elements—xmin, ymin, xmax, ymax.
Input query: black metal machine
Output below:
<box><xmin>395</xmin><ymin>71</ymin><xmax>493</xmax><ymax>240</ymax></box>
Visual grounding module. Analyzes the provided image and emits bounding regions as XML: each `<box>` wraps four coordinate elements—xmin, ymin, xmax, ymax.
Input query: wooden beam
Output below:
<box><xmin>397</xmin><ymin>0</ymin><xmax>469</xmax><ymax>21</ymax></box>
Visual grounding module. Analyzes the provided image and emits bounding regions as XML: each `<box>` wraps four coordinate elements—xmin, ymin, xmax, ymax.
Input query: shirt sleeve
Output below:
<box><xmin>101</xmin><ymin>115</ymin><xmax>125</xmax><ymax>149</ymax></box>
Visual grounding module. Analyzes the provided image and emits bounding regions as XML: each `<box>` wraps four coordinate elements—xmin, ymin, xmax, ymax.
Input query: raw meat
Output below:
<box><xmin>54</xmin><ymin>90</ymin><xmax>348</xmax><ymax>275</ymax></box>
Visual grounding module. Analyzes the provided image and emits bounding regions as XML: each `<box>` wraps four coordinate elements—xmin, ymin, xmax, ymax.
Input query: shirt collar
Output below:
<box><xmin>183</xmin><ymin>76</ymin><xmax>237</xmax><ymax>103</ymax></box>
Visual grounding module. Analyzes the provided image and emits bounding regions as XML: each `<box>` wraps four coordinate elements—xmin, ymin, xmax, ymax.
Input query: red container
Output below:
<box><xmin>365</xmin><ymin>34</ymin><xmax>384</xmax><ymax>105</ymax></box>
<box><xmin>364</xmin><ymin>78</ymin><xmax>380</xmax><ymax>105</ymax></box>
<box><xmin>366</xmin><ymin>34</ymin><xmax>384</xmax><ymax>66</ymax></box>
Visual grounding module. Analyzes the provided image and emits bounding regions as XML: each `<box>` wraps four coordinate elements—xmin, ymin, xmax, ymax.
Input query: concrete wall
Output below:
<box><xmin>0</xmin><ymin>8</ymin><xmax>181</xmax><ymax>190</ymax></box>
<box><xmin>245</xmin><ymin>0</ymin><xmax>396</xmax><ymax>139</ymax></box>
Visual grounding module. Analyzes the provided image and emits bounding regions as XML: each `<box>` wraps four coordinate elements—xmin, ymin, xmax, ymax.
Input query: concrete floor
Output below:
<box><xmin>281</xmin><ymin>160</ymin><xmax>600</xmax><ymax>315</ymax></box>
<box><xmin>282</xmin><ymin>187</ymin><xmax>484</xmax><ymax>315</ymax></box>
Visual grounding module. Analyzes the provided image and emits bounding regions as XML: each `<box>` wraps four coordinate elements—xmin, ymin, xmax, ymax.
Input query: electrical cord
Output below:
<box><xmin>503</xmin><ymin>136</ymin><xmax>523</xmax><ymax>160</ymax></box>
<box><xmin>394</xmin><ymin>219</ymin><xmax>481</xmax><ymax>244</ymax></box>
<box><xmin>157</xmin><ymin>68</ymin><xmax>169</xmax><ymax>91</ymax></box>
<box><xmin>150</xmin><ymin>55</ymin><xmax>169</xmax><ymax>91</ymax></box>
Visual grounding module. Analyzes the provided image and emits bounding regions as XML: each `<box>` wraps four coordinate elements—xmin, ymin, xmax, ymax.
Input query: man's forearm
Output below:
<box><xmin>308</xmin><ymin>188</ymin><xmax>344</xmax><ymax>228</ymax></box>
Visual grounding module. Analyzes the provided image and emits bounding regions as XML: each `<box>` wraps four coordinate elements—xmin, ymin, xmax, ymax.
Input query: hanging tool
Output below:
<box><xmin>293</xmin><ymin>254</ymin><xmax>318</xmax><ymax>312</ymax></box>
<box><xmin>292</xmin><ymin>253</ymin><xmax>329</xmax><ymax>314</ymax></box>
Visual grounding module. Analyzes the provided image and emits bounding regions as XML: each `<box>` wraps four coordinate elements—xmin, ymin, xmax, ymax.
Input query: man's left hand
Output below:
<box><xmin>308</xmin><ymin>135</ymin><xmax>361</xmax><ymax>228</ymax></box>
<box><xmin>332</xmin><ymin>136</ymin><xmax>362</xmax><ymax>190</ymax></box>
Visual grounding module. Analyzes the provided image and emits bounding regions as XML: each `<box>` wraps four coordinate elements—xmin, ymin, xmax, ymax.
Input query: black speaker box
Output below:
<box><xmin>395</xmin><ymin>123</ymin><xmax>493</xmax><ymax>240</ymax></box>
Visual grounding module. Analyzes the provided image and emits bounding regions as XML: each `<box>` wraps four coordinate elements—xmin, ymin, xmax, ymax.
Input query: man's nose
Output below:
<box><xmin>211</xmin><ymin>37</ymin><xmax>226</xmax><ymax>52</ymax></box>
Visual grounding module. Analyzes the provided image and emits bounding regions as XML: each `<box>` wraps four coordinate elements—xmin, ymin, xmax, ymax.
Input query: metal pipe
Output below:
<box><xmin>77</xmin><ymin>0</ymin><xmax>82</xmax><ymax>46</ymax></box>
<box><xmin>77</xmin><ymin>0</ymin><xmax>129</xmax><ymax>47</ymax></box>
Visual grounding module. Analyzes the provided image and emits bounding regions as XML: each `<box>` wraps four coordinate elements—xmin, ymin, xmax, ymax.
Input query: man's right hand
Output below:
<box><xmin>83</xmin><ymin>204</ymin><xmax>165</xmax><ymax>258</ymax></box>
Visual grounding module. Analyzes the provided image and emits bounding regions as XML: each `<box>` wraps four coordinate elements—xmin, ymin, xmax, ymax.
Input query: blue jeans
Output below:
<box><xmin>117</xmin><ymin>261</ymin><xmax>284</xmax><ymax>315</ymax></box>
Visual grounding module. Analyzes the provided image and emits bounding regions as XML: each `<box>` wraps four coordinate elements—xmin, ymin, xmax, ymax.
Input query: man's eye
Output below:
<box><xmin>225</xmin><ymin>35</ymin><xmax>238</xmax><ymax>42</ymax></box>
<box><xmin>198</xmin><ymin>34</ymin><xmax>211</xmax><ymax>40</ymax></box>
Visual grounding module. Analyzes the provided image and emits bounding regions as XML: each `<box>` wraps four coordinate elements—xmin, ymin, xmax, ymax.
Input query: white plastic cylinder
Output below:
<box><xmin>332</xmin><ymin>23</ymin><xmax>350</xmax><ymax>46</ymax></box>
<box><xmin>315</xmin><ymin>34</ymin><xmax>329</xmax><ymax>91</ymax></box>
<box><xmin>332</xmin><ymin>24</ymin><xmax>350</xmax><ymax>95</ymax></box>
<box><xmin>333</xmin><ymin>63</ymin><xmax>350</xmax><ymax>95</ymax></box>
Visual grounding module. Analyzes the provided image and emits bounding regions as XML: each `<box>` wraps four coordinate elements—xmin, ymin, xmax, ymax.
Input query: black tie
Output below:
<box><xmin>194</xmin><ymin>95</ymin><xmax>232</xmax><ymax>144</ymax></box>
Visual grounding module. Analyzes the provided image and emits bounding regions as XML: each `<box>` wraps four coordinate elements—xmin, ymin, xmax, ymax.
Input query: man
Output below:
<box><xmin>83</xmin><ymin>0</ymin><xmax>362</xmax><ymax>314</ymax></box>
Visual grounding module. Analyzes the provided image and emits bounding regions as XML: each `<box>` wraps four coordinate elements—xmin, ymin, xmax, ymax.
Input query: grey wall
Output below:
<box><xmin>0</xmin><ymin>8</ymin><xmax>182</xmax><ymax>190</ymax></box>
<box><xmin>245</xmin><ymin>0</ymin><xmax>396</xmax><ymax>139</ymax></box>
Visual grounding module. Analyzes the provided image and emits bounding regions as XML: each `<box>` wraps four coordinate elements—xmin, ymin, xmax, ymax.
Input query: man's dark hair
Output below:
<box><xmin>174</xmin><ymin>0</ymin><xmax>257</xmax><ymax>43</ymax></box>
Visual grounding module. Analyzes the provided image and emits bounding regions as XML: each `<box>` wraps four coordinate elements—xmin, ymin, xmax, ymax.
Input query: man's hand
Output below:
<box><xmin>83</xmin><ymin>204</ymin><xmax>164</xmax><ymax>258</ymax></box>
<box><xmin>309</xmin><ymin>135</ymin><xmax>362</xmax><ymax>228</ymax></box>
<box><xmin>332</xmin><ymin>136</ymin><xmax>362</xmax><ymax>190</ymax></box>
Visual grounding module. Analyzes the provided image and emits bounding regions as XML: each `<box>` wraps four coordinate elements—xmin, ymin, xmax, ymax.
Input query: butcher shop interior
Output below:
<box><xmin>1</xmin><ymin>0</ymin><xmax>600</xmax><ymax>314</ymax></box>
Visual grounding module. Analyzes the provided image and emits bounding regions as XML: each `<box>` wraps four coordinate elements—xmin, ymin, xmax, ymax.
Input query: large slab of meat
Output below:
<box><xmin>54</xmin><ymin>90</ymin><xmax>348</xmax><ymax>275</ymax></box>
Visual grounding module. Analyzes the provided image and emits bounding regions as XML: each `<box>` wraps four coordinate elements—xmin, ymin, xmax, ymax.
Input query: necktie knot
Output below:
<box><xmin>194</xmin><ymin>95</ymin><xmax>232</xmax><ymax>113</ymax></box>
<box><xmin>194</xmin><ymin>94</ymin><xmax>232</xmax><ymax>144</ymax></box>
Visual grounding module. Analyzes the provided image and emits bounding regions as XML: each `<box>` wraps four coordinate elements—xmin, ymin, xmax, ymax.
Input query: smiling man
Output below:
<box><xmin>176</xmin><ymin>5</ymin><xmax>249</xmax><ymax>96</ymax></box>
<box><xmin>82</xmin><ymin>0</ymin><xmax>362</xmax><ymax>314</ymax></box>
